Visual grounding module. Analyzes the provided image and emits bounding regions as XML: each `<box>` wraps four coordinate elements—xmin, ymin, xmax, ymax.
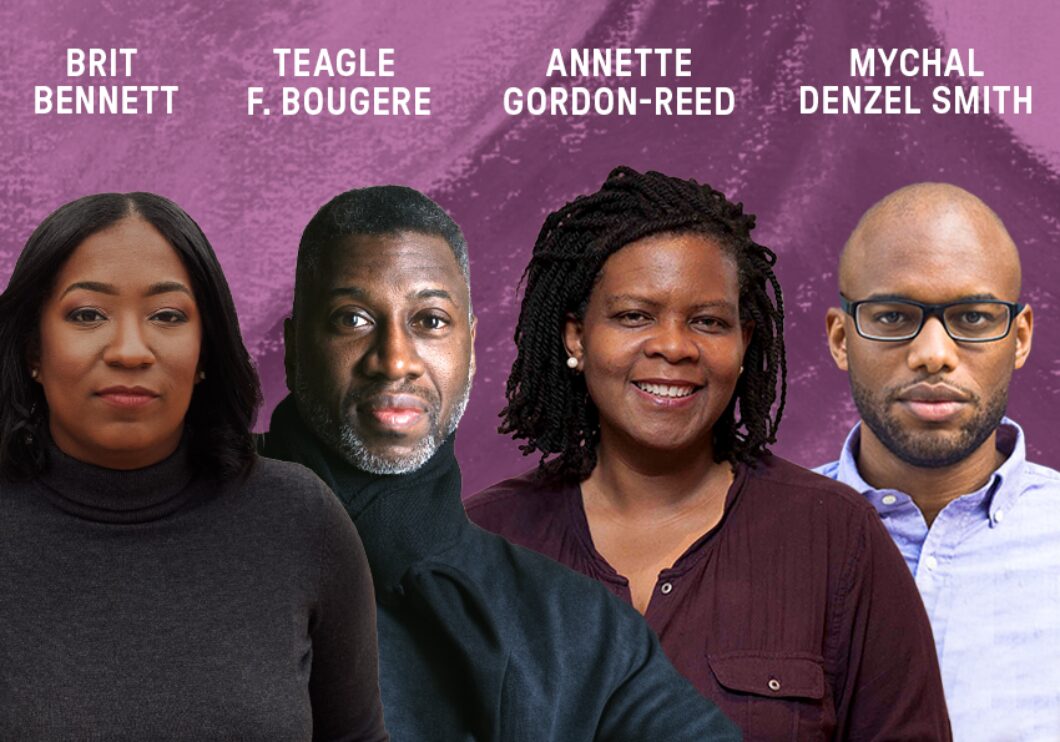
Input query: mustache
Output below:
<box><xmin>342</xmin><ymin>381</ymin><xmax>441</xmax><ymax>410</ymax></box>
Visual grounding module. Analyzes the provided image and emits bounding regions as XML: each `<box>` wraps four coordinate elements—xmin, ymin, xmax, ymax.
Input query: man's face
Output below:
<box><xmin>826</xmin><ymin>204</ymin><xmax>1033</xmax><ymax>468</ymax></box>
<box><xmin>286</xmin><ymin>231</ymin><xmax>475</xmax><ymax>474</ymax></box>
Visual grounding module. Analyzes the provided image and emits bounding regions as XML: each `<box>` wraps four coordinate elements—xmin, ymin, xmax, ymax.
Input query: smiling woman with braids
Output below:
<box><xmin>467</xmin><ymin>167</ymin><xmax>951</xmax><ymax>740</ymax></box>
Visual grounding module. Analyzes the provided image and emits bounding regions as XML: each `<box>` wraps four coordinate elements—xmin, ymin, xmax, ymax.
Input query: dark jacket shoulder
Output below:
<box><xmin>414</xmin><ymin>527</ymin><xmax>739</xmax><ymax>740</ymax></box>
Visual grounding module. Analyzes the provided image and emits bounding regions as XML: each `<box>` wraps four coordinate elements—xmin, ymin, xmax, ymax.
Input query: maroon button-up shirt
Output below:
<box><xmin>467</xmin><ymin>455</ymin><xmax>951</xmax><ymax>741</ymax></box>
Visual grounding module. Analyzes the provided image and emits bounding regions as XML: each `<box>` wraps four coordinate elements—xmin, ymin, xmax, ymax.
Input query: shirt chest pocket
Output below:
<box><xmin>707</xmin><ymin>651</ymin><xmax>834</xmax><ymax>742</ymax></box>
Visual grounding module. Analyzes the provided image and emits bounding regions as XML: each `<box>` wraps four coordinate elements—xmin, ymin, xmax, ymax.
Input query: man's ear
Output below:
<box><xmin>563</xmin><ymin>313</ymin><xmax>583</xmax><ymax>370</ymax></box>
<box><xmin>1013</xmin><ymin>304</ymin><xmax>1034</xmax><ymax>370</ymax></box>
<box><xmin>469</xmin><ymin>314</ymin><xmax>478</xmax><ymax>380</ymax></box>
<box><xmin>825</xmin><ymin>307</ymin><xmax>850</xmax><ymax>372</ymax></box>
<box><xmin>283</xmin><ymin>317</ymin><xmax>296</xmax><ymax>392</ymax></box>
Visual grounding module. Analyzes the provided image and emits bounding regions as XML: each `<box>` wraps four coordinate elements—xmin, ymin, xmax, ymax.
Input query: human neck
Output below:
<box><xmin>50</xmin><ymin>425</ymin><xmax>181</xmax><ymax>471</ymax></box>
<box><xmin>856</xmin><ymin>426</ymin><xmax>1003</xmax><ymax>526</ymax></box>
<box><xmin>584</xmin><ymin>430</ymin><xmax>732</xmax><ymax>516</ymax></box>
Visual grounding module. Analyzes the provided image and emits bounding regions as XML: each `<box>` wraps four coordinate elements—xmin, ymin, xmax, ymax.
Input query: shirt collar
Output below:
<box><xmin>836</xmin><ymin>417</ymin><xmax>1027</xmax><ymax>526</ymax></box>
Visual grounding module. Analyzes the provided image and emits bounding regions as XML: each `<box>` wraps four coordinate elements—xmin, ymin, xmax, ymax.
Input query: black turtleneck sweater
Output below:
<box><xmin>0</xmin><ymin>439</ymin><xmax>388</xmax><ymax>741</ymax></box>
<box><xmin>261</xmin><ymin>395</ymin><xmax>739</xmax><ymax>741</ymax></box>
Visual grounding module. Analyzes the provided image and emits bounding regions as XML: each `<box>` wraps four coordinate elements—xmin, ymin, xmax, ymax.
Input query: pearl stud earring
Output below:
<box><xmin>566</xmin><ymin>356</ymin><xmax>579</xmax><ymax>369</ymax></box>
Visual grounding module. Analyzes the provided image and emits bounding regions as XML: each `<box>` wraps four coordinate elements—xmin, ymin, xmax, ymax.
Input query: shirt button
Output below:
<box><xmin>768</xmin><ymin>678</ymin><xmax>781</xmax><ymax>692</ymax></box>
<box><xmin>994</xmin><ymin>510</ymin><xmax>1005</xmax><ymax>524</ymax></box>
<box><xmin>924</xmin><ymin>555</ymin><xmax>939</xmax><ymax>571</ymax></box>
<box><xmin>881</xmin><ymin>494</ymin><xmax>897</xmax><ymax>506</ymax></box>
<box><xmin>660</xmin><ymin>582</ymin><xmax>673</xmax><ymax>595</ymax></box>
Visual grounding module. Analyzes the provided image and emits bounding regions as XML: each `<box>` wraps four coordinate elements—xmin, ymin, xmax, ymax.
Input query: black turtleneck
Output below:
<box><xmin>0</xmin><ymin>437</ymin><xmax>388</xmax><ymax>742</ymax></box>
<box><xmin>262</xmin><ymin>394</ymin><xmax>739</xmax><ymax>741</ymax></box>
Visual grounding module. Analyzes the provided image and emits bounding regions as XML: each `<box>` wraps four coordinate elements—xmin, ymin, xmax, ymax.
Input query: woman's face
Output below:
<box><xmin>565</xmin><ymin>232</ymin><xmax>750</xmax><ymax>457</ymax></box>
<box><xmin>34</xmin><ymin>217</ymin><xmax>202</xmax><ymax>469</ymax></box>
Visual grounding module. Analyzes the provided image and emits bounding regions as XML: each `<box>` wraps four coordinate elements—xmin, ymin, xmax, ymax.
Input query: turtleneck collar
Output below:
<box><xmin>262</xmin><ymin>394</ymin><xmax>469</xmax><ymax>590</ymax></box>
<box><xmin>37</xmin><ymin>435</ymin><xmax>199</xmax><ymax>524</ymax></box>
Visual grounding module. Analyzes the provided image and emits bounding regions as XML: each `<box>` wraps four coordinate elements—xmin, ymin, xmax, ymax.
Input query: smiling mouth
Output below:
<box><xmin>633</xmin><ymin>381</ymin><xmax>700</xmax><ymax>399</ymax></box>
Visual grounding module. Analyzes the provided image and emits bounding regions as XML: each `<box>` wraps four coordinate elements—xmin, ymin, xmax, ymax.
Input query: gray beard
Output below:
<box><xmin>293</xmin><ymin>366</ymin><xmax>471</xmax><ymax>475</ymax></box>
<box><xmin>851</xmin><ymin>377</ymin><xmax>1007</xmax><ymax>469</ymax></box>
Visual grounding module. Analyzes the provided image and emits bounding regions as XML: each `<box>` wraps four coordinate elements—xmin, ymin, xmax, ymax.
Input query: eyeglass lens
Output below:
<box><xmin>855</xmin><ymin>302</ymin><xmax>1012</xmax><ymax>341</ymax></box>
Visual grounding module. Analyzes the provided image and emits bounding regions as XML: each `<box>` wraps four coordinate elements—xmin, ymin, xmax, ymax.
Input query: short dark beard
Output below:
<box><xmin>851</xmin><ymin>378</ymin><xmax>1007</xmax><ymax>469</ymax></box>
<box><xmin>293</xmin><ymin>367</ymin><xmax>471</xmax><ymax>475</ymax></box>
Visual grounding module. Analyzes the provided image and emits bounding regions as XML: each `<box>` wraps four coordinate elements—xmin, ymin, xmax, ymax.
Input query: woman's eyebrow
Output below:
<box><xmin>61</xmin><ymin>280</ymin><xmax>115</xmax><ymax>297</ymax></box>
<box><xmin>59</xmin><ymin>280</ymin><xmax>193</xmax><ymax>298</ymax></box>
<box><xmin>145</xmin><ymin>281</ymin><xmax>192</xmax><ymax>297</ymax></box>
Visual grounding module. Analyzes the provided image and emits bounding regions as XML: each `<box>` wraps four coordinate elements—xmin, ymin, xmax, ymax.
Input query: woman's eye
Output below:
<box><xmin>693</xmin><ymin>316</ymin><xmax>728</xmax><ymax>331</ymax></box>
<box><xmin>67</xmin><ymin>308</ymin><xmax>106</xmax><ymax>323</ymax></box>
<box><xmin>616</xmin><ymin>311</ymin><xmax>650</xmax><ymax>325</ymax></box>
<box><xmin>151</xmin><ymin>309</ymin><xmax>188</xmax><ymax>324</ymax></box>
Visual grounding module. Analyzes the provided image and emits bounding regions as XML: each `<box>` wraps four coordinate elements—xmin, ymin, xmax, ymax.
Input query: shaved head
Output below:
<box><xmin>826</xmin><ymin>182</ymin><xmax>1033</xmax><ymax>476</ymax></box>
<box><xmin>839</xmin><ymin>183</ymin><xmax>1021</xmax><ymax>301</ymax></box>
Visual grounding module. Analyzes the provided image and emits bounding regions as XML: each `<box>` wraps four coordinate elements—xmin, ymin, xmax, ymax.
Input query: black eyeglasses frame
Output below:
<box><xmin>839</xmin><ymin>295</ymin><xmax>1026</xmax><ymax>343</ymax></box>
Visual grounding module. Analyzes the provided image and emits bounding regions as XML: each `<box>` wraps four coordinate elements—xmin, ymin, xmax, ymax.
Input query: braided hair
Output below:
<box><xmin>500</xmin><ymin>166</ymin><xmax>787</xmax><ymax>480</ymax></box>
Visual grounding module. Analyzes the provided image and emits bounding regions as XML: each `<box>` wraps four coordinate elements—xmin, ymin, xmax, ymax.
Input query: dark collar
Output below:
<box><xmin>37</xmin><ymin>436</ymin><xmax>198</xmax><ymax>524</ymax></box>
<box><xmin>261</xmin><ymin>395</ymin><xmax>469</xmax><ymax>590</ymax></box>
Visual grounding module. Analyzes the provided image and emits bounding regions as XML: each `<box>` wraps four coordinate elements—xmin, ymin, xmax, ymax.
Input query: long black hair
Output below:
<box><xmin>0</xmin><ymin>192</ymin><xmax>261</xmax><ymax>480</ymax></box>
<box><xmin>500</xmin><ymin>166</ymin><xmax>787</xmax><ymax>480</ymax></box>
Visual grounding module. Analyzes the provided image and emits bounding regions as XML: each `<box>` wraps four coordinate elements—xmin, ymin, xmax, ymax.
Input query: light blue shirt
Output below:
<box><xmin>817</xmin><ymin>418</ymin><xmax>1060</xmax><ymax>741</ymax></box>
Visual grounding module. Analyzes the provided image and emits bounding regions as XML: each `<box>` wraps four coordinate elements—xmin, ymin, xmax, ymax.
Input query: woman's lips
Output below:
<box><xmin>631</xmin><ymin>380</ymin><xmax>701</xmax><ymax>408</ymax></box>
<box><xmin>95</xmin><ymin>387</ymin><xmax>159</xmax><ymax>408</ymax></box>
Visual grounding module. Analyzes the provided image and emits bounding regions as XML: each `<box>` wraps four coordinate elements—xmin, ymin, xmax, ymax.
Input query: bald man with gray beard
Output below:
<box><xmin>816</xmin><ymin>183</ymin><xmax>1060</xmax><ymax>740</ymax></box>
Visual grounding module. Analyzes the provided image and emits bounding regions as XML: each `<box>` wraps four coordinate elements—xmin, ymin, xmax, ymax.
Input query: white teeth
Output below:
<box><xmin>635</xmin><ymin>382</ymin><xmax>696</xmax><ymax>398</ymax></box>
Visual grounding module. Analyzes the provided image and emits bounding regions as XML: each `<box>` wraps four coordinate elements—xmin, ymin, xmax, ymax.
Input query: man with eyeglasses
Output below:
<box><xmin>816</xmin><ymin>182</ymin><xmax>1059</xmax><ymax>740</ymax></box>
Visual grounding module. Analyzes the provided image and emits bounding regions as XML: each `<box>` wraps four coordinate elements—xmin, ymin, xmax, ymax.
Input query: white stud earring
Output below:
<box><xmin>197</xmin><ymin>370</ymin><xmax>206</xmax><ymax>381</ymax></box>
<box><xmin>30</xmin><ymin>368</ymin><xmax>39</xmax><ymax>380</ymax></box>
<box><xmin>739</xmin><ymin>365</ymin><xmax>745</xmax><ymax>375</ymax></box>
<box><xmin>566</xmin><ymin>356</ymin><xmax>579</xmax><ymax>369</ymax></box>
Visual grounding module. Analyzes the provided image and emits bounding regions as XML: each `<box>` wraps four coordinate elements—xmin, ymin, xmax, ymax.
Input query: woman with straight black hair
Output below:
<box><xmin>0</xmin><ymin>192</ymin><xmax>388</xmax><ymax>741</ymax></box>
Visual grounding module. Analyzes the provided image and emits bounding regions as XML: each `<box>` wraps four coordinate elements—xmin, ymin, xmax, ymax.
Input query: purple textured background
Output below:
<box><xmin>2</xmin><ymin>0</ymin><xmax>1057</xmax><ymax>495</ymax></box>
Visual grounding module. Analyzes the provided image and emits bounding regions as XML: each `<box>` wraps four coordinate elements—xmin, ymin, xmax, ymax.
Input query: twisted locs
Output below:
<box><xmin>500</xmin><ymin>166</ymin><xmax>787</xmax><ymax>480</ymax></box>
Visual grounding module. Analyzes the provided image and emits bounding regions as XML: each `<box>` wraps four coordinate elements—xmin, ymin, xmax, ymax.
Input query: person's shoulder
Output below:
<box><xmin>248</xmin><ymin>454</ymin><xmax>329</xmax><ymax>492</ymax></box>
<box><xmin>1018</xmin><ymin>459</ymin><xmax>1060</xmax><ymax>519</ymax></box>
<box><xmin>812</xmin><ymin>458</ymin><xmax>841</xmax><ymax>480</ymax></box>
<box><xmin>465</xmin><ymin>467</ymin><xmax>547</xmax><ymax>509</ymax></box>
<box><xmin>465</xmin><ymin>467</ymin><xmax>570</xmax><ymax>534</ymax></box>
<box><xmin>748</xmin><ymin>454</ymin><xmax>874</xmax><ymax>515</ymax></box>
<box><xmin>451</xmin><ymin>525</ymin><xmax>620</xmax><ymax>611</ymax></box>
<box><xmin>1025</xmin><ymin>459</ymin><xmax>1060</xmax><ymax>485</ymax></box>
<box><xmin>457</xmin><ymin>526</ymin><xmax>650</xmax><ymax>641</ymax></box>
<box><xmin>236</xmin><ymin>455</ymin><xmax>347</xmax><ymax>523</ymax></box>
